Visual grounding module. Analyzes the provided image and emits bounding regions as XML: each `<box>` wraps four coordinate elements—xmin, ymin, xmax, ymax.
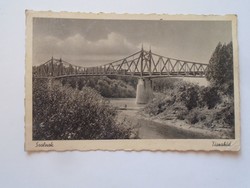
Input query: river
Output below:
<box><xmin>109</xmin><ymin>98</ymin><xmax>215</xmax><ymax>139</ymax></box>
<box><xmin>109</xmin><ymin>98</ymin><xmax>144</xmax><ymax>110</ymax></box>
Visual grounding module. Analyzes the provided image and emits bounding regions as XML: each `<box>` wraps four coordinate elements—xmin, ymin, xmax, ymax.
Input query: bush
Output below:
<box><xmin>202</xmin><ymin>96</ymin><xmax>234</xmax><ymax>129</ymax></box>
<box><xmin>185</xmin><ymin>109</ymin><xmax>206</xmax><ymax>124</ymax></box>
<box><xmin>143</xmin><ymin>94</ymin><xmax>175</xmax><ymax>116</ymax></box>
<box><xmin>177</xmin><ymin>83</ymin><xmax>200</xmax><ymax>110</ymax></box>
<box><xmin>176</xmin><ymin>109</ymin><xmax>188</xmax><ymax>120</ymax></box>
<box><xmin>186</xmin><ymin>111</ymin><xmax>199</xmax><ymax>124</ymax></box>
<box><xmin>200</xmin><ymin>86</ymin><xmax>221</xmax><ymax>109</ymax></box>
<box><xmin>142</xmin><ymin>77</ymin><xmax>234</xmax><ymax>131</ymax></box>
<box><xmin>33</xmin><ymin>79</ymin><xmax>132</xmax><ymax>140</ymax></box>
<box><xmin>214</xmin><ymin>98</ymin><xmax>235</xmax><ymax>128</ymax></box>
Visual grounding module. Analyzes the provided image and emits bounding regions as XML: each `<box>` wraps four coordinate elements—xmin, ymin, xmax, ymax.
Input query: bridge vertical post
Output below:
<box><xmin>49</xmin><ymin>57</ymin><xmax>54</xmax><ymax>77</ymax></box>
<box><xmin>136</xmin><ymin>78</ymin><xmax>153</xmax><ymax>104</ymax></box>
<box><xmin>140</xmin><ymin>47</ymin><xmax>144</xmax><ymax>77</ymax></box>
<box><xmin>51</xmin><ymin>58</ymin><xmax>54</xmax><ymax>76</ymax></box>
<box><xmin>149</xmin><ymin>49</ymin><xmax>152</xmax><ymax>76</ymax></box>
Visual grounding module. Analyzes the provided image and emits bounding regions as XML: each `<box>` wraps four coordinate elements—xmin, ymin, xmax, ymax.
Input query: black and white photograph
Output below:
<box><xmin>25</xmin><ymin>12</ymin><xmax>240</xmax><ymax>151</ymax></box>
<box><xmin>2</xmin><ymin>0</ymin><xmax>250</xmax><ymax>187</ymax></box>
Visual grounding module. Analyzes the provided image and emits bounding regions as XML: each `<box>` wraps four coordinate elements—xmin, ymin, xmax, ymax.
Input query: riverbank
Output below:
<box><xmin>110</xmin><ymin>98</ymin><xmax>234</xmax><ymax>139</ymax></box>
<box><xmin>138</xmin><ymin>111</ymin><xmax>234</xmax><ymax>139</ymax></box>
<box><xmin>115</xmin><ymin>108</ymin><xmax>232</xmax><ymax>139</ymax></box>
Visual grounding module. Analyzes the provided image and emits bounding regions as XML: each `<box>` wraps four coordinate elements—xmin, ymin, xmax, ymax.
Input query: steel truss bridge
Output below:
<box><xmin>33</xmin><ymin>48</ymin><xmax>208</xmax><ymax>79</ymax></box>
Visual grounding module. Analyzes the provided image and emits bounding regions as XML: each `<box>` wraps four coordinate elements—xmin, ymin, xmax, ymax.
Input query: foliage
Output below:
<box><xmin>142</xmin><ymin>42</ymin><xmax>235</xmax><ymax>132</ymax></box>
<box><xmin>213</xmin><ymin>96</ymin><xmax>235</xmax><ymax>128</ymax></box>
<box><xmin>143</xmin><ymin>94</ymin><xmax>175</xmax><ymax>116</ymax></box>
<box><xmin>33</xmin><ymin>79</ymin><xmax>132</xmax><ymax>140</ymax></box>
<box><xmin>176</xmin><ymin>108</ymin><xmax>189</xmax><ymax>120</ymax></box>
<box><xmin>60</xmin><ymin>76</ymin><xmax>136</xmax><ymax>98</ymax></box>
<box><xmin>178</xmin><ymin>83</ymin><xmax>200</xmax><ymax>110</ymax></box>
<box><xmin>206</xmin><ymin>42</ymin><xmax>234</xmax><ymax>96</ymax></box>
<box><xmin>153</xmin><ymin>78</ymin><xmax>180</xmax><ymax>93</ymax></box>
<box><xmin>199</xmin><ymin>86</ymin><xmax>221</xmax><ymax>109</ymax></box>
<box><xmin>185</xmin><ymin>109</ymin><xmax>206</xmax><ymax>124</ymax></box>
<box><xmin>143</xmin><ymin>79</ymin><xmax>234</xmax><ymax>128</ymax></box>
<box><xmin>107</xmin><ymin>75</ymin><xmax>138</xmax><ymax>89</ymax></box>
<box><xmin>145</xmin><ymin>81</ymin><xmax>201</xmax><ymax>116</ymax></box>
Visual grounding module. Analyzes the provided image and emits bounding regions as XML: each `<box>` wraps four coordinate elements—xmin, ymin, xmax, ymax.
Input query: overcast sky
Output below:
<box><xmin>33</xmin><ymin>18</ymin><xmax>232</xmax><ymax>67</ymax></box>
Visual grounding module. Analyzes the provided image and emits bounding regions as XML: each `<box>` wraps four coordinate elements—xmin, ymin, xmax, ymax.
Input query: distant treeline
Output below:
<box><xmin>33</xmin><ymin>59</ymin><xmax>138</xmax><ymax>99</ymax></box>
<box><xmin>58</xmin><ymin>76</ymin><xmax>137</xmax><ymax>98</ymax></box>
<box><xmin>153</xmin><ymin>78</ymin><xmax>181</xmax><ymax>93</ymax></box>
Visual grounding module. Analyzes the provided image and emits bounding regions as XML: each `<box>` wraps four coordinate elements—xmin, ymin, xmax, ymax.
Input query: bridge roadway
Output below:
<box><xmin>35</xmin><ymin>72</ymin><xmax>207</xmax><ymax>79</ymax></box>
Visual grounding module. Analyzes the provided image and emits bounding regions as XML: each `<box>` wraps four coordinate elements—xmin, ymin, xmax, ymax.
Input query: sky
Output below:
<box><xmin>33</xmin><ymin>18</ymin><xmax>232</xmax><ymax>68</ymax></box>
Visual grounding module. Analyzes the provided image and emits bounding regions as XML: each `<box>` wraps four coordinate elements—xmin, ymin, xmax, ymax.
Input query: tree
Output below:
<box><xmin>180</xmin><ymin>85</ymin><xmax>199</xmax><ymax>110</ymax></box>
<box><xmin>200</xmin><ymin>86</ymin><xmax>221</xmax><ymax>109</ymax></box>
<box><xmin>206</xmin><ymin>42</ymin><xmax>234</xmax><ymax>96</ymax></box>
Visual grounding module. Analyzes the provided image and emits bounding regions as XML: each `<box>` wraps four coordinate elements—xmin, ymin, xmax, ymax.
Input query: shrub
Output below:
<box><xmin>143</xmin><ymin>94</ymin><xmax>175</xmax><ymax>116</ymax></box>
<box><xmin>177</xmin><ymin>109</ymin><xmax>188</xmax><ymax>120</ymax></box>
<box><xmin>32</xmin><ymin>79</ymin><xmax>132</xmax><ymax>140</ymax></box>
<box><xmin>177</xmin><ymin>83</ymin><xmax>200</xmax><ymax>110</ymax></box>
<box><xmin>214</xmin><ymin>99</ymin><xmax>234</xmax><ymax>128</ymax></box>
<box><xmin>186</xmin><ymin>111</ymin><xmax>199</xmax><ymax>124</ymax></box>
<box><xmin>185</xmin><ymin>109</ymin><xmax>206</xmax><ymax>124</ymax></box>
<box><xmin>200</xmin><ymin>86</ymin><xmax>221</xmax><ymax>109</ymax></box>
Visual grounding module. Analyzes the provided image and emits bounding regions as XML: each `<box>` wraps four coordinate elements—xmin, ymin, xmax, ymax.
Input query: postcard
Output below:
<box><xmin>25</xmin><ymin>11</ymin><xmax>240</xmax><ymax>151</ymax></box>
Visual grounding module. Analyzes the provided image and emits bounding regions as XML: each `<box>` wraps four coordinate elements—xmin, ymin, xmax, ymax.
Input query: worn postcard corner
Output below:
<box><xmin>25</xmin><ymin>11</ymin><xmax>240</xmax><ymax>152</ymax></box>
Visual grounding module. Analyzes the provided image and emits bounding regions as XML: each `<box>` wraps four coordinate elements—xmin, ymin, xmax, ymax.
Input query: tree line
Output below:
<box><xmin>59</xmin><ymin>76</ymin><xmax>136</xmax><ymax>98</ymax></box>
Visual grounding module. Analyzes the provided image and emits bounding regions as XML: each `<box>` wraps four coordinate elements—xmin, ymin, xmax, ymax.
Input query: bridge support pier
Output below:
<box><xmin>136</xmin><ymin>78</ymin><xmax>153</xmax><ymax>104</ymax></box>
